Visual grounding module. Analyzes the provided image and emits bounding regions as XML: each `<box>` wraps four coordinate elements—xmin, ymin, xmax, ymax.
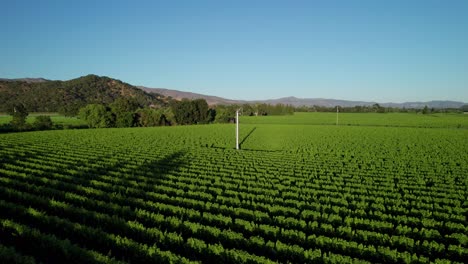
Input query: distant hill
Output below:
<box><xmin>139</xmin><ymin>87</ymin><xmax>246</xmax><ymax>105</ymax></box>
<box><xmin>262</xmin><ymin>97</ymin><xmax>375</xmax><ymax>107</ymax></box>
<box><xmin>0</xmin><ymin>75</ymin><xmax>165</xmax><ymax>114</ymax></box>
<box><xmin>381</xmin><ymin>101</ymin><xmax>467</xmax><ymax>109</ymax></box>
<box><xmin>140</xmin><ymin>87</ymin><xmax>466</xmax><ymax>109</ymax></box>
<box><xmin>0</xmin><ymin>77</ymin><xmax>49</xmax><ymax>83</ymax></box>
<box><xmin>2</xmin><ymin>75</ymin><xmax>465</xmax><ymax>113</ymax></box>
<box><xmin>262</xmin><ymin>97</ymin><xmax>466</xmax><ymax>108</ymax></box>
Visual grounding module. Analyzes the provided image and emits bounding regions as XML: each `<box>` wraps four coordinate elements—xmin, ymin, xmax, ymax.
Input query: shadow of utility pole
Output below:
<box><xmin>239</xmin><ymin>127</ymin><xmax>256</xmax><ymax>149</ymax></box>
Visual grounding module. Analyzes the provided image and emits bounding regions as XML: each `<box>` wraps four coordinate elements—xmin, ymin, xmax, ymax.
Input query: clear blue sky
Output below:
<box><xmin>2</xmin><ymin>0</ymin><xmax>468</xmax><ymax>103</ymax></box>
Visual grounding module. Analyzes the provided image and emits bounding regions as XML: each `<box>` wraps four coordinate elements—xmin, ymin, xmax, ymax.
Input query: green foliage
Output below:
<box><xmin>0</xmin><ymin>114</ymin><xmax>87</xmax><ymax>133</ymax></box>
<box><xmin>110</xmin><ymin>97</ymin><xmax>140</xmax><ymax>115</ymax></box>
<box><xmin>77</xmin><ymin>99</ymin><xmax>184</xmax><ymax>129</ymax></box>
<box><xmin>193</xmin><ymin>99</ymin><xmax>209</xmax><ymax>123</ymax></box>
<box><xmin>110</xmin><ymin>98</ymin><xmax>140</xmax><ymax>127</ymax></box>
<box><xmin>372</xmin><ymin>103</ymin><xmax>386</xmax><ymax>113</ymax></box>
<box><xmin>114</xmin><ymin>112</ymin><xmax>135</xmax><ymax>128</ymax></box>
<box><xmin>33</xmin><ymin>115</ymin><xmax>53</xmax><ymax>130</ymax></box>
<box><xmin>79</xmin><ymin>104</ymin><xmax>115</xmax><ymax>128</ymax></box>
<box><xmin>0</xmin><ymin>75</ymin><xmax>164</xmax><ymax>114</ymax></box>
<box><xmin>172</xmin><ymin>100</ymin><xmax>194</xmax><ymax>125</ymax></box>
<box><xmin>7</xmin><ymin>103</ymin><xmax>29</xmax><ymax>130</ymax></box>
<box><xmin>422</xmin><ymin>105</ymin><xmax>430</xmax><ymax>114</ymax></box>
<box><xmin>135</xmin><ymin>108</ymin><xmax>168</xmax><ymax>127</ymax></box>
<box><xmin>58</xmin><ymin>102</ymin><xmax>84</xmax><ymax>117</ymax></box>
<box><xmin>207</xmin><ymin>108</ymin><xmax>216</xmax><ymax>123</ymax></box>
<box><xmin>0</xmin><ymin>113</ymin><xmax>467</xmax><ymax>263</ymax></box>
<box><xmin>0</xmin><ymin>244</ymin><xmax>35</xmax><ymax>264</ymax></box>
<box><xmin>214</xmin><ymin>103</ymin><xmax>295</xmax><ymax>124</ymax></box>
<box><xmin>171</xmin><ymin>99</ymin><xmax>213</xmax><ymax>125</ymax></box>
<box><xmin>214</xmin><ymin>105</ymin><xmax>237</xmax><ymax>123</ymax></box>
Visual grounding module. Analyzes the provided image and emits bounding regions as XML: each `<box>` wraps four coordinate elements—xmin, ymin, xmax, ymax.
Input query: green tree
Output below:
<box><xmin>206</xmin><ymin>108</ymin><xmax>216</xmax><ymax>123</ymax></box>
<box><xmin>135</xmin><ymin>108</ymin><xmax>168</xmax><ymax>127</ymax></box>
<box><xmin>169</xmin><ymin>99</ymin><xmax>214</xmax><ymax>125</ymax></box>
<box><xmin>193</xmin><ymin>99</ymin><xmax>209</xmax><ymax>123</ymax></box>
<box><xmin>242</xmin><ymin>104</ymin><xmax>254</xmax><ymax>116</ymax></box>
<box><xmin>33</xmin><ymin>116</ymin><xmax>53</xmax><ymax>130</ymax></box>
<box><xmin>58</xmin><ymin>102</ymin><xmax>84</xmax><ymax>117</ymax></box>
<box><xmin>171</xmin><ymin>99</ymin><xmax>193</xmax><ymax>125</ymax></box>
<box><xmin>110</xmin><ymin>98</ymin><xmax>139</xmax><ymax>114</ymax></box>
<box><xmin>161</xmin><ymin>107</ymin><xmax>175</xmax><ymax>125</ymax></box>
<box><xmin>114</xmin><ymin>112</ymin><xmax>136</xmax><ymax>127</ymax></box>
<box><xmin>8</xmin><ymin>103</ymin><xmax>29</xmax><ymax>130</ymax></box>
<box><xmin>422</xmin><ymin>105</ymin><xmax>429</xmax><ymax>114</ymax></box>
<box><xmin>110</xmin><ymin>98</ymin><xmax>140</xmax><ymax>127</ymax></box>
<box><xmin>214</xmin><ymin>105</ymin><xmax>237</xmax><ymax>123</ymax></box>
<box><xmin>372</xmin><ymin>103</ymin><xmax>385</xmax><ymax>113</ymax></box>
<box><xmin>257</xmin><ymin>103</ymin><xmax>271</xmax><ymax>116</ymax></box>
<box><xmin>79</xmin><ymin>104</ymin><xmax>114</xmax><ymax>128</ymax></box>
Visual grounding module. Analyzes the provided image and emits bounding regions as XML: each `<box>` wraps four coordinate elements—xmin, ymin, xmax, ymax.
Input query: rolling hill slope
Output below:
<box><xmin>0</xmin><ymin>75</ymin><xmax>165</xmax><ymax>114</ymax></box>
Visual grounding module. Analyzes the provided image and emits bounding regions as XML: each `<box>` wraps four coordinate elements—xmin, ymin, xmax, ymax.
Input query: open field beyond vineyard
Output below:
<box><xmin>0</xmin><ymin>113</ymin><xmax>467</xmax><ymax>263</ymax></box>
<box><xmin>0</xmin><ymin>113</ymin><xmax>87</xmax><ymax>127</ymax></box>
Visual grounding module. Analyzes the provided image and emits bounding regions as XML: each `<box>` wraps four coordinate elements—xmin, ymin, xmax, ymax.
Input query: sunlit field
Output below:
<box><xmin>242</xmin><ymin>112</ymin><xmax>468</xmax><ymax>128</ymax></box>
<box><xmin>0</xmin><ymin>113</ymin><xmax>86</xmax><ymax>127</ymax></box>
<box><xmin>0</xmin><ymin>113</ymin><xmax>467</xmax><ymax>263</ymax></box>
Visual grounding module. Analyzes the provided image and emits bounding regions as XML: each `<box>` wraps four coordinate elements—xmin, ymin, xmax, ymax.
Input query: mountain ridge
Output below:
<box><xmin>0</xmin><ymin>77</ymin><xmax>50</xmax><ymax>83</ymax></box>
<box><xmin>1</xmin><ymin>75</ymin><xmax>465</xmax><ymax>109</ymax></box>
<box><xmin>140</xmin><ymin>86</ymin><xmax>466</xmax><ymax>109</ymax></box>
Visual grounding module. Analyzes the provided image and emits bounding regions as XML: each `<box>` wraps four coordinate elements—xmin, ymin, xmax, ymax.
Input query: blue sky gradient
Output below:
<box><xmin>1</xmin><ymin>0</ymin><xmax>467</xmax><ymax>102</ymax></box>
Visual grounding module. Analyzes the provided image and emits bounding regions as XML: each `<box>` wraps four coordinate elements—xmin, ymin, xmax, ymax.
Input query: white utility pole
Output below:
<box><xmin>236</xmin><ymin>109</ymin><xmax>240</xmax><ymax>149</ymax></box>
<box><xmin>336</xmin><ymin>106</ymin><xmax>339</xmax><ymax>125</ymax></box>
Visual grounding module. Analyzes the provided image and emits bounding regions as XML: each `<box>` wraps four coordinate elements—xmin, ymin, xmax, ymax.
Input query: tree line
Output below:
<box><xmin>1</xmin><ymin>98</ymin><xmax>296</xmax><ymax>132</ymax></box>
<box><xmin>78</xmin><ymin>99</ymin><xmax>296</xmax><ymax>128</ymax></box>
<box><xmin>78</xmin><ymin>98</ymin><xmax>215</xmax><ymax>128</ymax></box>
<box><xmin>3</xmin><ymin>98</ymin><xmax>465</xmax><ymax>133</ymax></box>
<box><xmin>295</xmin><ymin>104</ymin><xmax>464</xmax><ymax>114</ymax></box>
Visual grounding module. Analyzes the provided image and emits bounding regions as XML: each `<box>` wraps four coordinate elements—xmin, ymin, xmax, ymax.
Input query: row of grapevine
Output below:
<box><xmin>0</xmin><ymin>123</ymin><xmax>467</xmax><ymax>263</ymax></box>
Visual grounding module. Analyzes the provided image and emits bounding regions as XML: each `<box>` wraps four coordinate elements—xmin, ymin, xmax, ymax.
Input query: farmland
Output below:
<box><xmin>242</xmin><ymin>112</ymin><xmax>468</xmax><ymax>129</ymax></box>
<box><xmin>0</xmin><ymin>113</ymin><xmax>86</xmax><ymax>127</ymax></box>
<box><xmin>0</xmin><ymin>113</ymin><xmax>467</xmax><ymax>263</ymax></box>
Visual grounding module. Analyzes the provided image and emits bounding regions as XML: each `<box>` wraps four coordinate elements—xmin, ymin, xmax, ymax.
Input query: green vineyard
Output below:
<box><xmin>0</xmin><ymin>113</ymin><xmax>467</xmax><ymax>263</ymax></box>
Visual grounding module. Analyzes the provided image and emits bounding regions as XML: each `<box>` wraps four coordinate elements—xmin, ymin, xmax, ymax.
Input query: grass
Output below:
<box><xmin>0</xmin><ymin>113</ymin><xmax>87</xmax><ymax>127</ymax></box>
<box><xmin>241</xmin><ymin>112</ymin><xmax>468</xmax><ymax>128</ymax></box>
<box><xmin>0</xmin><ymin>112</ymin><xmax>466</xmax><ymax>262</ymax></box>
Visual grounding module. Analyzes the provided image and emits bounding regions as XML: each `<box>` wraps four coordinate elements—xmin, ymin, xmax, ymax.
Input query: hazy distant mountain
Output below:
<box><xmin>262</xmin><ymin>96</ymin><xmax>376</xmax><ymax>107</ymax></box>
<box><xmin>0</xmin><ymin>77</ymin><xmax>49</xmax><ymax>83</ymax></box>
<box><xmin>139</xmin><ymin>87</ymin><xmax>247</xmax><ymax>105</ymax></box>
<box><xmin>381</xmin><ymin>101</ymin><xmax>466</xmax><ymax>109</ymax></box>
<box><xmin>140</xmin><ymin>87</ymin><xmax>466</xmax><ymax>109</ymax></box>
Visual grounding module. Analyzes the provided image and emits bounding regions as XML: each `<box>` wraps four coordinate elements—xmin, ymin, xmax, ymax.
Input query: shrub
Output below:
<box><xmin>34</xmin><ymin>116</ymin><xmax>53</xmax><ymax>130</ymax></box>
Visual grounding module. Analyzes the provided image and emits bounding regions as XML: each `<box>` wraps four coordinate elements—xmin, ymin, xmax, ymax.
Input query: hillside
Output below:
<box><xmin>0</xmin><ymin>75</ymin><xmax>165</xmax><ymax>114</ymax></box>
